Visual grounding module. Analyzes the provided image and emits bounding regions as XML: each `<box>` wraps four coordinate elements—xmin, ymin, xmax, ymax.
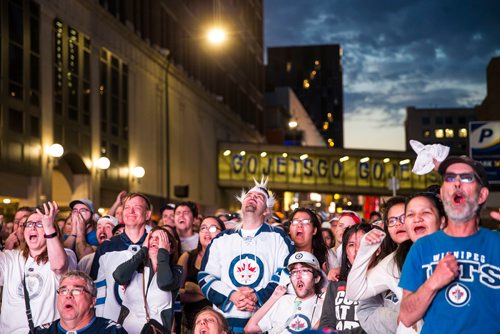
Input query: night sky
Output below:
<box><xmin>264</xmin><ymin>0</ymin><xmax>500</xmax><ymax>151</ymax></box>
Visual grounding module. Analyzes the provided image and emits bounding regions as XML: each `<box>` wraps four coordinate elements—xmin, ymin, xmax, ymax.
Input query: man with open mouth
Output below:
<box><xmin>244</xmin><ymin>251</ymin><xmax>325</xmax><ymax>333</ymax></box>
<box><xmin>400</xmin><ymin>155</ymin><xmax>499</xmax><ymax>334</ymax></box>
<box><xmin>32</xmin><ymin>271</ymin><xmax>127</xmax><ymax>333</ymax></box>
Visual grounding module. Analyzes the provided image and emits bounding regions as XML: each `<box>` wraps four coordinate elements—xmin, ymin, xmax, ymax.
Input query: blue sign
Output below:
<box><xmin>469</xmin><ymin>121</ymin><xmax>500</xmax><ymax>184</ymax></box>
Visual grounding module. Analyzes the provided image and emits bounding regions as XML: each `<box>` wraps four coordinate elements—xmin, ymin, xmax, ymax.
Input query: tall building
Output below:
<box><xmin>0</xmin><ymin>0</ymin><xmax>264</xmax><ymax>213</ymax></box>
<box><xmin>476</xmin><ymin>56</ymin><xmax>500</xmax><ymax>120</ymax></box>
<box><xmin>266</xmin><ymin>45</ymin><xmax>344</xmax><ymax>148</ymax></box>
<box><xmin>405</xmin><ymin>107</ymin><xmax>475</xmax><ymax>155</ymax></box>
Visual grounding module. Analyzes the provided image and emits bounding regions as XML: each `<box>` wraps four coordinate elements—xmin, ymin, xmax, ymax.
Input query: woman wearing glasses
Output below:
<box><xmin>346</xmin><ymin>193</ymin><xmax>446</xmax><ymax>333</ymax></box>
<box><xmin>288</xmin><ymin>208</ymin><xmax>339</xmax><ymax>280</ymax></box>
<box><xmin>0</xmin><ymin>201</ymin><xmax>69</xmax><ymax>334</ymax></box>
<box><xmin>113</xmin><ymin>226</ymin><xmax>182</xmax><ymax>334</ymax></box>
<box><xmin>178</xmin><ymin>216</ymin><xmax>225</xmax><ymax>333</ymax></box>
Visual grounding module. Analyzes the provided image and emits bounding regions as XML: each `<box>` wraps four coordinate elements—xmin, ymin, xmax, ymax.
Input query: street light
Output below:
<box><xmin>47</xmin><ymin>143</ymin><xmax>64</xmax><ymax>158</ymax></box>
<box><xmin>96</xmin><ymin>156</ymin><xmax>111</xmax><ymax>170</ymax></box>
<box><xmin>207</xmin><ymin>27</ymin><xmax>226</xmax><ymax>45</ymax></box>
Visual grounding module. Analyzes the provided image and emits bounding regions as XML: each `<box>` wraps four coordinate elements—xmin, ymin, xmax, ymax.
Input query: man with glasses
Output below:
<box><xmin>400</xmin><ymin>156</ymin><xmax>500</xmax><ymax>333</ymax></box>
<box><xmin>90</xmin><ymin>193</ymin><xmax>152</xmax><ymax>322</ymax></box>
<box><xmin>198</xmin><ymin>178</ymin><xmax>294</xmax><ymax>333</ymax></box>
<box><xmin>245</xmin><ymin>251</ymin><xmax>325</xmax><ymax>333</ymax></box>
<box><xmin>2</xmin><ymin>206</ymin><xmax>32</xmax><ymax>250</ymax></box>
<box><xmin>32</xmin><ymin>271</ymin><xmax>126</xmax><ymax>333</ymax></box>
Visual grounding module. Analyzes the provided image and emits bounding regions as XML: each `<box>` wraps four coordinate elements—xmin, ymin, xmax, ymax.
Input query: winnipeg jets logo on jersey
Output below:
<box><xmin>446</xmin><ymin>283</ymin><xmax>470</xmax><ymax>307</ymax></box>
<box><xmin>288</xmin><ymin>314</ymin><xmax>311</xmax><ymax>333</ymax></box>
<box><xmin>229</xmin><ymin>253</ymin><xmax>264</xmax><ymax>288</ymax></box>
<box><xmin>17</xmin><ymin>273</ymin><xmax>43</xmax><ymax>299</ymax></box>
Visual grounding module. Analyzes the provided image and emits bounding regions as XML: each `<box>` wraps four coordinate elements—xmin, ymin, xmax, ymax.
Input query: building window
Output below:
<box><xmin>445</xmin><ymin>128</ymin><xmax>454</xmax><ymax>138</ymax></box>
<box><xmin>422</xmin><ymin>117</ymin><xmax>430</xmax><ymax>125</ymax></box>
<box><xmin>100</xmin><ymin>49</ymin><xmax>129</xmax><ymax>165</ymax></box>
<box><xmin>423</xmin><ymin>130</ymin><xmax>431</xmax><ymax>138</ymax></box>
<box><xmin>1</xmin><ymin>0</ymin><xmax>41</xmax><ymax>143</ymax></box>
<box><xmin>436</xmin><ymin>116</ymin><xmax>443</xmax><ymax>125</ymax></box>
<box><xmin>458</xmin><ymin>128</ymin><xmax>467</xmax><ymax>138</ymax></box>
<box><xmin>8</xmin><ymin>109</ymin><xmax>24</xmax><ymax>133</ymax></box>
<box><xmin>458</xmin><ymin>116</ymin><xmax>466</xmax><ymax>124</ymax></box>
<box><xmin>286</xmin><ymin>62</ymin><xmax>292</xmax><ymax>72</ymax></box>
<box><xmin>445</xmin><ymin>117</ymin><xmax>453</xmax><ymax>124</ymax></box>
<box><xmin>53</xmin><ymin>18</ymin><xmax>91</xmax><ymax>155</ymax></box>
<box><xmin>435</xmin><ymin>129</ymin><xmax>444</xmax><ymax>138</ymax></box>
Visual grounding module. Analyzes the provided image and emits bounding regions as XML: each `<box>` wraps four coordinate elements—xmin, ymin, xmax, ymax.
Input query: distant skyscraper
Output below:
<box><xmin>266</xmin><ymin>45</ymin><xmax>344</xmax><ymax>148</ymax></box>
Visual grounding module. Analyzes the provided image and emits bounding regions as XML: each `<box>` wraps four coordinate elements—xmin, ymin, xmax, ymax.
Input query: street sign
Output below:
<box><xmin>469</xmin><ymin>121</ymin><xmax>500</xmax><ymax>184</ymax></box>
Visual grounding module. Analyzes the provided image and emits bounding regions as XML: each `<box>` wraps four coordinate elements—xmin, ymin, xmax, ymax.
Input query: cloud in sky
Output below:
<box><xmin>264</xmin><ymin>0</ymin><xmax>500</xmax><ymax>151</ymax></box>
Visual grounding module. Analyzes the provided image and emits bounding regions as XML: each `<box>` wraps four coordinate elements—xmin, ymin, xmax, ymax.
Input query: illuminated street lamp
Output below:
<box><xmin>207</xmin><ymin>27</ymin><xmax>226</xmax><ymax>45</ymax></box>
<box><xmin>47</xmin><ymin>143</ymin><xmax>64</xmax><ymax>158</ymax></box>
<box><xmin>96</xmin><ymin>156</ymin><xmax>111</xmax><ymax>170</ymax></box>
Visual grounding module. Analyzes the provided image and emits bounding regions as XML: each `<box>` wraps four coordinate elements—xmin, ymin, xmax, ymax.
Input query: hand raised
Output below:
<box><xmin>363</xmin><ymin>228</ymin><xmax>386</xmax><ymax>245</ymax></box>
<box><xmin>37</xmin><ymin>201</ymin><xmax>59</xmax><ymax>232</ymax></box>
<box><xmin>158</xmin><ymin>230</ymin><xmax>171</xmax><ymax>252</ymax></box>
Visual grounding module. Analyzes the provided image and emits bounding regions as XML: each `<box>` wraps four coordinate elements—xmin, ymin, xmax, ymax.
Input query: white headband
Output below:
<box><xmin>236</xmin><ymin>177</ymin><xmax>276</xmax><ymax>209</ymax></box>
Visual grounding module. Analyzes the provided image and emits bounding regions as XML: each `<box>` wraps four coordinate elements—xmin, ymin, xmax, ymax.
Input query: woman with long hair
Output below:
<box><xmin>113</xmin><ymin>226</ymin><xmax>182</xmax><ymax>334</ymax></box>
<box><xmin>0</xmin><ymin>202</ymin><xmax>68</xmax><ymax>334</ymax></box>
<box><xmin>178</xmin><ymin>216</ymin><xmax>225</xmax><ymax>333</ymax></box>
<box><xmin>288</xmin><ymin>208</ymin><xmax>339</xmax><ymax>277</ymax></box>
<box><xmin>320</xmin><ymin>223</ymin><xmax>377</xmax><ymax>332</ymax></box>
<box><xmin>346</xmin><ymin>193</ymin><xmax>446</xmax><ymax>333</ymax></box>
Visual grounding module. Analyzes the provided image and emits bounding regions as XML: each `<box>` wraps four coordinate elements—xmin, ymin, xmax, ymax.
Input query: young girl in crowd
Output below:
<box><xmin>113</xmin><ymin>227</ymin><xmax>182</xmax><ymax>334</ymax></box>
<box><xmin>178</xmin><ymin>216</ymin><xmax>225</xmax><ymax>333</ymax></box>
<box><xmin>288</xmin><ymin>208</ymin><xmax>339</xmax><ymax>277</ymax></box>
<box><xmin>346</xmin><ymin>193</ymin><xmax>446</xmax><ymax>333</ymax></box>
<box><xmin>320</xmin><ymin>223</ymin><xmax>378</xmax><ymax>332</ymax></box>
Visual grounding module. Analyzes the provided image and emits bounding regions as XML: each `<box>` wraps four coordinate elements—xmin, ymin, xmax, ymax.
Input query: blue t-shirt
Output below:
<box><xmin>399</xmin><ymin>228</ymin><xmax>500</xmax><ymax>334</ymax></box>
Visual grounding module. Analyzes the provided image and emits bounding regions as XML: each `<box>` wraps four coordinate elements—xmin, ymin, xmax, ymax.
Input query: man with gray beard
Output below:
<box><xmin>399</xmin><ymin>156</ymin><xmax>500</xmax><ymax>334</ymax></box>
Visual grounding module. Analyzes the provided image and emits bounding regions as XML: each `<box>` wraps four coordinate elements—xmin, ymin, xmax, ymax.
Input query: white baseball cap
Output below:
<box><xmin>287</xmin><ymin>251</ymin><xmax>321</xmax><ymax>271</ymax></box>
<box><xmin>97</xmin><ymin>215</ymin><xmax>118</xmax><ymax>227</ymax></box>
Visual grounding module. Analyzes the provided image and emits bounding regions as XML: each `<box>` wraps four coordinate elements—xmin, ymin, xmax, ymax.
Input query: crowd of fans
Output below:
<box><xmin>0</xmin><ymin>155</ymin><xmax>498</xmax><ymax>334</ymax></box>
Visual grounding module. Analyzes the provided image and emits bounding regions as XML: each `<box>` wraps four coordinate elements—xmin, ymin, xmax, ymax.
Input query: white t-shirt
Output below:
<box><xmin>77</xmin><ymin>252</ymin><xmax>95</xmax><ymax>275</ymax></box>
<box><xmin>180</xmin><ymin>233</ymin><xmax>199</xmax><ymax>252</ymax></box>
<box><xmin>121</xmin><ymin>266</ymin><xmax>173</xmax><ymax>334</ymax></box>
<box><xmin>259</xmin><ymin>294</ymin><xmax>324</xmax><ymax>333</ymax></box>
<box><xmin>0</xmin><ymin>250</ymin><xmax>63</xmax><ymax>334</ymax></box>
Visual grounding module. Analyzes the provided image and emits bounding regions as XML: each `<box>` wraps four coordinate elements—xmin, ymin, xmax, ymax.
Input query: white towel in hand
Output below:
<box><xmin>410</xmin><ymin>140</ymin><xmax>450</xmax><ymax>175</ymax></box>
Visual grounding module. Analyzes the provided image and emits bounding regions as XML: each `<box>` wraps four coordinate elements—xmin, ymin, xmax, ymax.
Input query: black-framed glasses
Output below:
<box><xmin>387</xmin><ymin>214</ymin><xmax>405</xmax><ymax>227</ymax></box>
<box><xmin>290</xmin><ymin>269</ymin><xmax>314</xmax><ymax>277</ymax></box>
<box><xmin>200</xmin><ymin>225</ymin><xmax>220</xmax><ymax>233</ymax></box>
<box><xmin>443</xmin><ymin>173</ymin><xmax>477</xmax><ymax>184</ymax></box>
<box><xmin>290</xmin><ymin>219</ymin><xmax>311</xmax><ymax>226</ymax></box>
<box><xmin>57</xmin><ymin>287</ymin><xmax>90</xmax><ymax>296</ymax></box>
<box><xmin>23</xmin><ymin>221</ymin><xmax>44</xmax><ymax>229</ymax></box>
<box><xmin>72</xmin><ymin>208</ymin><xmax>91</xmax><ymax>214</ymax></box>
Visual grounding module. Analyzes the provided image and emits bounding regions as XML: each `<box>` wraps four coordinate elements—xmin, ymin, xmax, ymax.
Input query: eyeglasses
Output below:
<box><xmin>200</xmin><ymin>225</ymin><xmax>220</xmax><ymax>233</ymax></box>
<box><xmin>290</xmin><ymin>269</ymin><xmax>314</xmax><ymax>277</ymax></box>
<box><xmin>195</xmin><ymin>317</ymin><xmax>217</xmax><ymax>326</ymax></box>
<box><xmin>443</xmin><ymin>173</ymin><xmax>478</xmax><ymax>184</ymax></box>
<box><xmin>23</xmin><ymin>221</ymin><xmax>44</xmax><ymax>229</ymax></box>
<box><xmin>387</xmin><ymin>214</ymin><xmax>405</xmax><ymax>227</ymax></box>
<box><xmin>290</xmin><ymin>219</ymin><xmax>311</xmax><ymax>226</ymax></box>
<box><xmin>57</xmin><ymin>287</ymin><xmax>90</xmax><ymax>296</ymax></box>
<box><xmin>72</xmin><ymin>208</ymin><xmax>90</xmax><ymax>215</ymax></box>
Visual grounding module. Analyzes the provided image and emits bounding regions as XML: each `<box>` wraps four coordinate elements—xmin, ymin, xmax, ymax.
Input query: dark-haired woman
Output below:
<box><xmin>113</xmin><ymin>227</ymin><xmax>182</xmax><ymax>334</ymax></box>
<box><xmin>178</xmin><ymin>216</ymin><xmax>225</xmax><ymax>333</ymax></box>
<box><xmin>346</xmin><ymin>193</ymin><xmax>445</xmax><ymax>333</ymax></box>
<box><xmin>0</xmin><ymin>202</ymin><xmax>69</xmax><ymax>334</ymax></box>
<box><xmin>288</xmin><ymin>208</ymin><xmax>339</xmax><ymax>277</ymax></box>
<box><xmin>320</xmin><ymin>223</ymin><xmax>376</xmax><ymax>332</ymax></box>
